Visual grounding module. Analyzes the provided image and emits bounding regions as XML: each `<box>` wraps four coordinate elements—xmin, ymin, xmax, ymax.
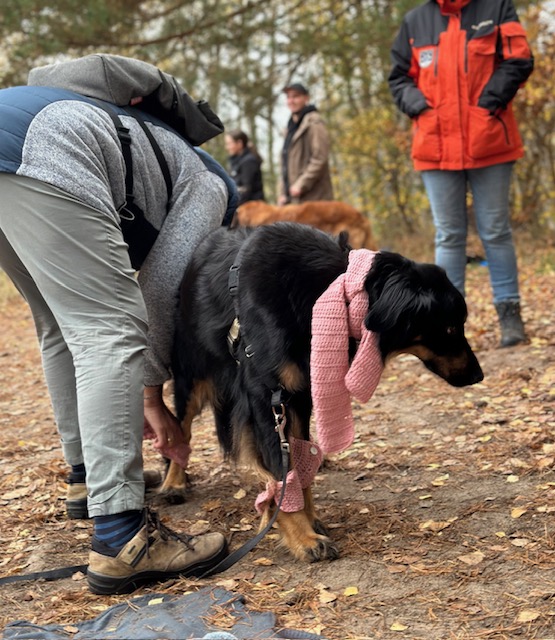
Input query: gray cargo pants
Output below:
<box><xmin>0</xmin><ymin>174</ymin><xmax>146</xmax><ymax>516</ymax></box>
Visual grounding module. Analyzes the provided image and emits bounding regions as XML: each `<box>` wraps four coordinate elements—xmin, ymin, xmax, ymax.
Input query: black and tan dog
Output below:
<box><xmin>163</xmin><ymin>222</ymin><xmax>483</xmax><ymax>562</ymax></box>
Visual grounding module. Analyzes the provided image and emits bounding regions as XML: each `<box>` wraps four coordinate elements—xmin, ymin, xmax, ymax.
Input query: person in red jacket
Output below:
<box><xmin>389</xmin><ymin>0</ymin><xmax>534</xmax><ymax>347</ymax></box>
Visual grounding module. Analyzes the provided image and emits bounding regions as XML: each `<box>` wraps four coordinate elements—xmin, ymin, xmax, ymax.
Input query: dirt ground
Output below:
<box><xmin>0</xmin><ymin>246</ymin><xmax>554</xmax><ymax>640</ymax></box>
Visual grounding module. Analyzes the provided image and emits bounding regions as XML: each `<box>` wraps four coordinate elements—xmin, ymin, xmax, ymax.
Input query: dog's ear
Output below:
<box><xmin>363</xmin><ymin>252</ymin><xmax>434</xmax><ymax>335</ymax></box>
<box><xmin>228</xmin><ymin>210</ymin><xmax>239</xmax><ymax>229</ymax></box>
<box><xmin>338</xmin><ymin>230</ymin><xmax>351</xmax><ymax>252</ymax></box>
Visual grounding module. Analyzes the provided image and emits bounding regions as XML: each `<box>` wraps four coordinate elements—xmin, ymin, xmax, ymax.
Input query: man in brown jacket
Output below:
<box><xmin>278</xmin><ymin>83</ymin><xmax>334</xmax><ymax>204</ymax></box>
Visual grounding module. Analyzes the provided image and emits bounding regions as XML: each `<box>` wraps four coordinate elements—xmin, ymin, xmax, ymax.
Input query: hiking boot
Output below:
<box><xmin>66</xmin><ymin>482</ymin><xmax>89</xmax><ymax>519</ymax></box>
<box><xmin>495</xmin><ymin>301</ymin><xmax>526</xmax><ymax>348</ymax></box>
<box><xmin>66</xmin><ymin>469</ymin><xmax>164</xmax><ymax>520</ymax></box>
<box><xmin>87</xmin><ymin>510</ymin><xmax>228</xmax><ymax>595</ymax></box>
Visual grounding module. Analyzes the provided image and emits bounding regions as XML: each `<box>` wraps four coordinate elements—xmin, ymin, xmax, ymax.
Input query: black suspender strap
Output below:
<box><xmin>122</xmin><ymin>106</ymin><xmax>173</xmax><ymax>207</ymax></box>
<box><xmin>90</xmin><ymin>100</ymin><xmax>170</xmax><ymax>270</ymax></box>
<box><xmin>95</xmin><ymin>103</ymin><xmax>135</xmax><ymax>211</ymax></box>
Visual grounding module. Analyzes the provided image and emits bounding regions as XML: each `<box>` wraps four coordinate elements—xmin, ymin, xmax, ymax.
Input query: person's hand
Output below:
<box><xmin>143</xmin><ymin>387</ymin><xmax>191</xmax><ymax>467</ymax></box>
<box><xmin>289</xmin><ymin>185</ymin><xmax>302</xmax><ymax>198</ymax></box>
<box><xmin>143</xmin><ymin>387</ymin><xmax>184</xmax><ymax>450</ymax></box>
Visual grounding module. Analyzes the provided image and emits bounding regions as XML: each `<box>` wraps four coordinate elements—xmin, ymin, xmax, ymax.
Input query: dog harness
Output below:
<box><xmin>310</xmin><ymin>249</ymin><xmax>384</xmax><ymax>454</ymax></box>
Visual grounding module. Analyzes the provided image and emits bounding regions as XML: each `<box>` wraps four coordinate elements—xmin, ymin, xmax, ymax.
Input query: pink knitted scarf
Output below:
<box><xmin>310</xmin><ymin>249</ymin><xmax>384</xmax><ymax>454</ymax></box>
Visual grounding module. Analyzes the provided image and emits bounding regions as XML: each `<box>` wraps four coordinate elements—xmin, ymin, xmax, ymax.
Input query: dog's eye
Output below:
<box><xmin>446</xmin><ymin>326</ymin><xmax>456</xmax><ymax>335</ymax></box>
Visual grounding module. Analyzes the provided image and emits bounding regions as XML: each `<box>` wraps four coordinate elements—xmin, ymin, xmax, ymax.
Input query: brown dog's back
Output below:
<box><xmin>235</xmin><ymin>200</ymin><xmax>378</xmax><ymax>250</ymax></box>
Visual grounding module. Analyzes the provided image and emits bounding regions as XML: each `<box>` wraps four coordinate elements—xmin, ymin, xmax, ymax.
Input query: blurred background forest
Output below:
<box><xmin>1</xmin><ymin>0</ymin><xmax>553</xmax><ymax>248</ymax></box>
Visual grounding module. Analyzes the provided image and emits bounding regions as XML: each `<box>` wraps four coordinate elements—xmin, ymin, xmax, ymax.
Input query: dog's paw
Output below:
<box><xmin>313</xmin><ymin>519</ymin><xmax>330</xmax><ymax>537</ymax></box>
<box><xmin>155</xmin><ymin>466</ymin><xmax>190</xmax><ymax>506</ymax></box>
<box><xmin>276</xmin><ymin>511</ymin><xmax>340</xmax><ymax>562</ymax></box>
<box><xmin>306</xmin><ymin>535</ymin><xmax>340</xmax><ymax>562</ymax></box>
<box><xmin>155</xmin><ymin>477</ymin><xmax>190</xmax><ymax>506</ymax></box>
<box><xmin>148</xmin><ymin>486</ymin><xmax>188</xmax><ymax>507</ymax></box>
<box><xmin>159</xmin><ymin>489</ymin><xmax>188</xmax><ymax>505</ymax></box>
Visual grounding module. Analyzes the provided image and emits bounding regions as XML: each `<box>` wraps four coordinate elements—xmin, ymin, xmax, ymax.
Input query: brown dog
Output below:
<box><xmin>234</xmin><ymin>200</ymin><xmax>378</xmax><ymax>250</ymax></box>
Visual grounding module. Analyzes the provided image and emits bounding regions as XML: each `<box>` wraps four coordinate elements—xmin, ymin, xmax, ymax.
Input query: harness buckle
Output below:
<box><xmin>116</xmin><ymin>126</ymin><xmax>132</xmax><ymax>146</ymax></box>
<box><xmin>272</xmin><ymin>403</ymin><xmax>290</xmax><ymax>453</ymax></box>
<box><xmin>227</xmin><ymin>317</ymin><xmax>241</xmax><ymax>364</ymax></box>
<box><xmin>228</xmin><ymin>263</ymin><xmax>239</xmax><ymax>297</ymax></box>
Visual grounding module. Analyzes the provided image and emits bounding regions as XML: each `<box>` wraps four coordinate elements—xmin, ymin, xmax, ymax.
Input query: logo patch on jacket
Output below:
<box><xmin>419</xmin><ymin>49</ymin><xmax>434</xmax><ymax>69</ymax></box>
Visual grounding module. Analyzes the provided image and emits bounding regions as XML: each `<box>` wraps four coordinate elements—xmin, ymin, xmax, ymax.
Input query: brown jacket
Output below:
<box><xmin>280</xmin><ymin>110</ymin><xmax>334</xmax><ymax>203</ymax></box>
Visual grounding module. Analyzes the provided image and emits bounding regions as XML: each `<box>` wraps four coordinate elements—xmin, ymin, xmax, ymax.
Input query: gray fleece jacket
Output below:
<box><xmin>0</xmin><ymin>85</ymin><xmax>228</xmax><ymax>385</ymax></box>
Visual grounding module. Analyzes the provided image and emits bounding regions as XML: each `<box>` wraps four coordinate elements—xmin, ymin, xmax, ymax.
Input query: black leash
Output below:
<box><xmin>0</xmin><ymin>412</ymin><xmax>290</xmax><ymax>586</ymax></box>
<box><xmin>199</xmin><ymin>398</ymin><xmax>290</xmax><ymax>577</ymax></box>
<box><xmin>0</xmin><ymin>564</ymin><xmax>87</xmax><ymax>586</ymax></box>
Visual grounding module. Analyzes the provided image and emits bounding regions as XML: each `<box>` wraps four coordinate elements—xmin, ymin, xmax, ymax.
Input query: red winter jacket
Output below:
<box><xmin>389</xmin><ymin>0</ymin><xmax>534</xmax><ymax>171</ymax></box>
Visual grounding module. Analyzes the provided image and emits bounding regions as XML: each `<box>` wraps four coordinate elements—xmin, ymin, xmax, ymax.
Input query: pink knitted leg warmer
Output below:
<box><xmin>255</xmin><ymin>437</ymin><xmax>323</xmax><ymax>513</ymax></box>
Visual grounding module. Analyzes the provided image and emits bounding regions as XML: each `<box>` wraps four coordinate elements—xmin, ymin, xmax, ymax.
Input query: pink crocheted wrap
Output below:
<box><xmin>255</xmin><ymin>437</ymin><xmax>323</xmax><ymax>513</ymax></box>
<box><xmin>310</xmin><ymin>249</ymin><xmax>384</xmax><ymax>454</ymax></box>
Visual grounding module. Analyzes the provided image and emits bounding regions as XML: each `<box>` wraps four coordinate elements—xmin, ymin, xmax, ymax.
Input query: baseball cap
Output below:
<box><xmin>282</xmin><ymin>82</ymin><xmax>309</xmax><ymax>95</ymax></box>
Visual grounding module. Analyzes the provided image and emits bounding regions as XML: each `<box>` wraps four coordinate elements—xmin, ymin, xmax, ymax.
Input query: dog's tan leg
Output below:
<box><xmin>245</xmin><ymin>370</ymin><xmax>339</xmax><ymax>561</ymax></box>
<box><xmin>157</xmin><ymin>411</ymin><xmax>192</xmax><ymax>504</ymax></box>
<box><xmin>157</xmin><ymin>383</ymin><xmax>208</xmax><ymax>504</ymax></box>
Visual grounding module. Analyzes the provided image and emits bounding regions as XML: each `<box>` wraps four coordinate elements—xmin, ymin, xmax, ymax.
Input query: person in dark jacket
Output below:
<box><xmin>389</xmin><ymin>0</ymin><xmax>534</xmax><ymax>347</ymax></box>
<box><xmin>224</xmin><ymin>129</ymin><xmax>265</xmax><ymax>205</ymax></box>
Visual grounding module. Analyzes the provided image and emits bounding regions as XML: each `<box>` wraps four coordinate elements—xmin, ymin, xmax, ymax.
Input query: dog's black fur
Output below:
<box><xmin>168</xmin><ymin>222</ymin><xmax>483</xmax><ymax>561</ymax></box>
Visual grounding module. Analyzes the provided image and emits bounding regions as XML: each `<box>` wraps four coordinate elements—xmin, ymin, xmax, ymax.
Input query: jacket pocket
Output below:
<box><xmin>466</xmin><ymin>29</ymin><xmax>497</xmax><ymax>101</ymax></box>
<box><xmin>500</xmin><ymin>22</ymin><xmax>531</xmax><ymax>59</ymax></box>
<box><xmin>412</xmin><ymin>109</ymin><xmax>441</xmax><ymax>162</ymax></box>
<box><xmin>467</xmin><ymin>105</ymin><xmax>510</xmax><ymax>160</ymax></box>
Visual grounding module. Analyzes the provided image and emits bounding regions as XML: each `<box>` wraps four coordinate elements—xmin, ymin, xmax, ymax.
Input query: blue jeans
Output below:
<box><xmin>421</xmin><ymin>162</ymin><xmax>520</xmax><ymax>304</ymax></box>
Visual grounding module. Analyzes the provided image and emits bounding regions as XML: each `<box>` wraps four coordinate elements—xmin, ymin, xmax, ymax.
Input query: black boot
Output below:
<box><xmin>495</xmin><ymin>301</ymin><xmax>526</xmax><ymax>348</ymax></box>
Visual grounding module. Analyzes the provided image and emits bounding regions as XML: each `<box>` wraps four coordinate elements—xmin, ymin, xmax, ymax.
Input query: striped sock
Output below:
<box><xmin>93</xmin><ymin>511</ymin><xmax>143</xmax><ymax>549</ymax></box>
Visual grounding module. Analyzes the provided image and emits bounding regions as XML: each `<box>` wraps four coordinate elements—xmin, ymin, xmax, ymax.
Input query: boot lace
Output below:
<box><xmin>143</xmin><ymin>507</ymin><xmax>196</xmax><ymax>556</ymax></box>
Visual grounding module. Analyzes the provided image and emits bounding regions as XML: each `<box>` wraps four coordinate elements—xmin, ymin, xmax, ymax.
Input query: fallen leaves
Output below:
<box><xmin>1</xmin><ymin>250</ymin><xmax>555</xmax><ymax>639</ymax></box>
<box><xmin>510</xmin><ymin>538</ymin><xmax>532</xmax><ymax>548</ymax></box>
<box><xmin>431</xmin><ymin>474</ymin><xmax>449</xmax><ymax>487</ymax></box>
<box><xmin>458</xmin><ymin>551</ymin><xmax>485</xmax><ymax>566</ymax></box>
<box><xmin>517</xmin><ymin>609</ymin><xmax>541</xmax><ymax>623</ymax></box>
<box><xmin>3</xmin><ymin>487</ymin><xmax>32</xmax><ymax>500</ymax></box>
<box><xmin>419</xmin><ymin>518</ymin><xmax>457</xmax><ymax>533</ymax></box>
<box><xmin>318</xmin><ymin>589</ymin><xmax>337</xmax><ymax>604</ymax></box>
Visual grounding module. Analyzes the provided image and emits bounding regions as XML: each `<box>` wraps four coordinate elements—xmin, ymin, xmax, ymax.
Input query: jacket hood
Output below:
<box><xmin>436</xmin><ymin>0</ymin><xmax>472</xmax><ymax>14</ymax></box>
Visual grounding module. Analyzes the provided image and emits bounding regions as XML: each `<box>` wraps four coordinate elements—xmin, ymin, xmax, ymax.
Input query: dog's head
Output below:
<box><xmin>364</xmin><ymin>251</ymin><xmax>483</xmax><ymax>387</ymax></box>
